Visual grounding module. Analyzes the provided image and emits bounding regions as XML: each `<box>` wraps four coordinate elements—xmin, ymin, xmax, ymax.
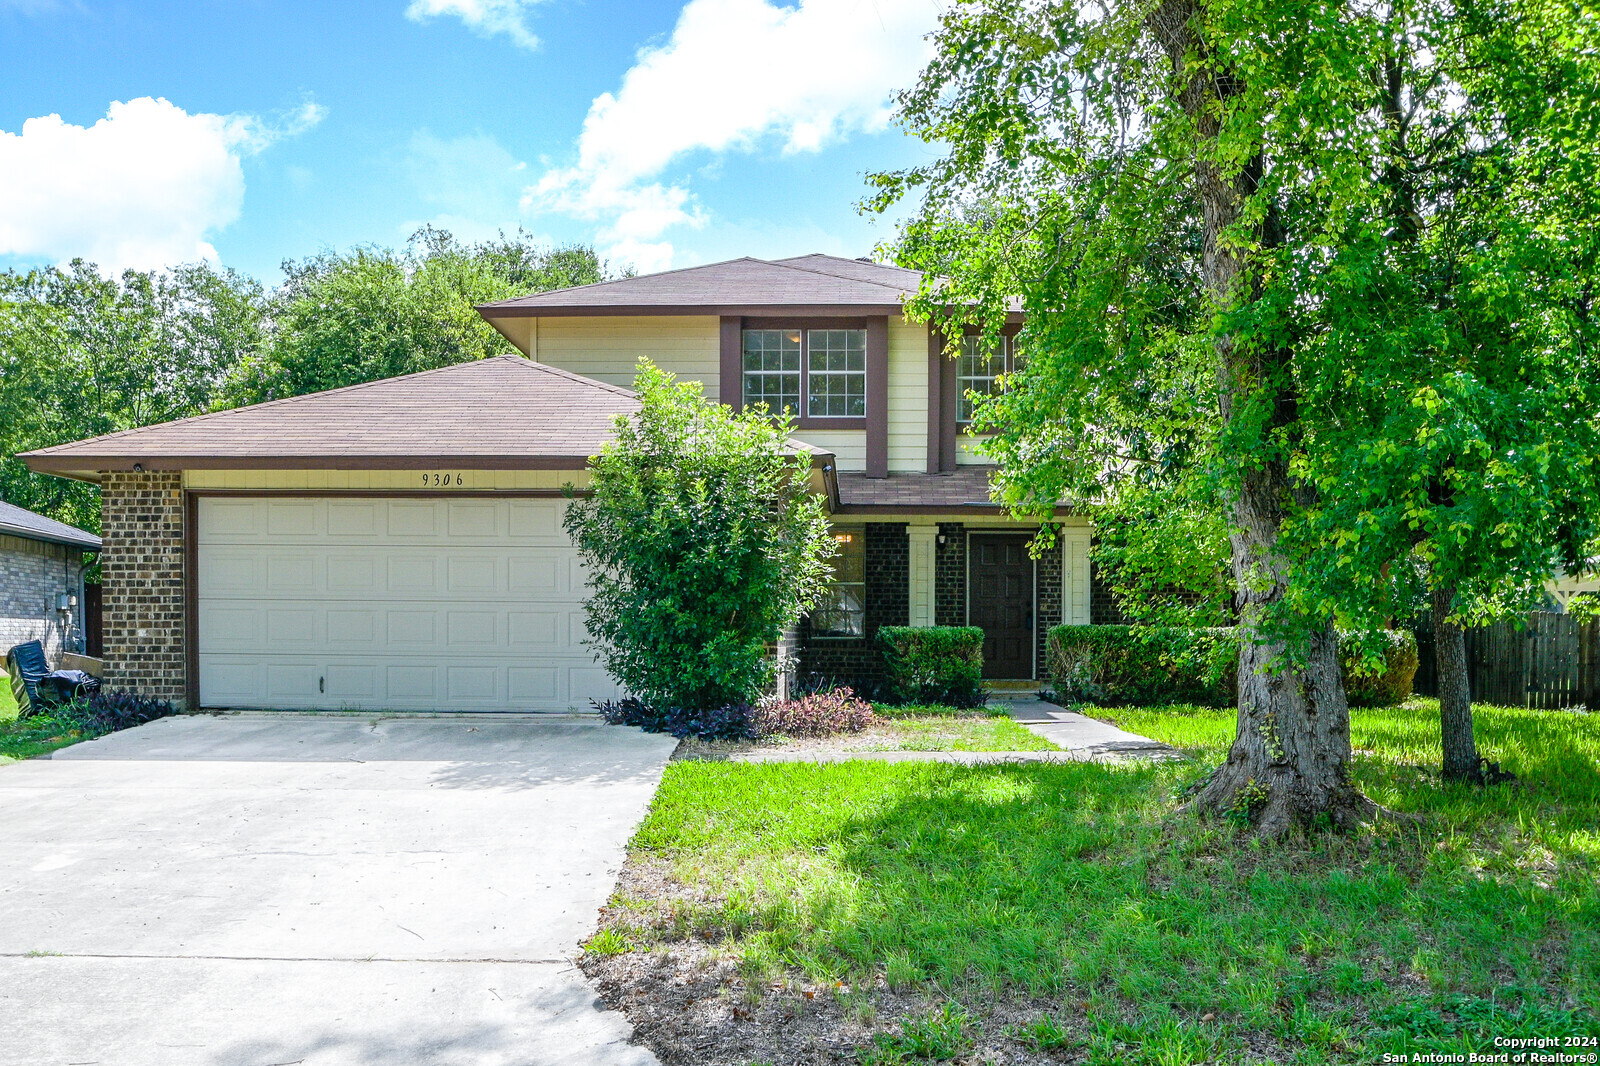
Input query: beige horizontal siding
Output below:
<box><xmin>795</xmin><ymin>430</ymin><xmax>867</xmax><ymax>470</ymax></box>
<box><xmin>532</xmin><ymin>315</ymin><xmax>720</xmax><ymax>393</ymax></box>
<box><xmin>184</xmin><ymin>469</ymin><xmax>590</xmax><ymax>491</ymax></box>
<box><xmin>888</xmin><ymin>318</ymin><xmax>928</xmax><ymax>472</ymax></box>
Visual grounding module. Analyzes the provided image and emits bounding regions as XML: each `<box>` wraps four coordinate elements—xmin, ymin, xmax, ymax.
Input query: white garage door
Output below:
<box><xmin>197</xmin><ymin>496</ymin><xmax>621</xmax><ymax>712</ymax></box>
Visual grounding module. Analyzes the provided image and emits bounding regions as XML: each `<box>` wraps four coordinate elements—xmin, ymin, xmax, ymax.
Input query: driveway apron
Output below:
<box><xmin>0</xmin><ymin>714</ymin><xmax>676</xmax><ymax>1066</ymax></box>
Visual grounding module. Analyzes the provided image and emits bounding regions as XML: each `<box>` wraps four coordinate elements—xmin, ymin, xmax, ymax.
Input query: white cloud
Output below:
<box><xmin>406</xmin><ymin>0</ymin><xmax>543</xmax><ymax>49</ymax></box>
<box><xmin>0</xmin><ymin>96</ymin><xmax>324</xmax><ymax>273</ymax></box>
<box><xmin>530</xmin><ymin>0</ymin><xmax>942</xmax><ymax>269</ymax></box>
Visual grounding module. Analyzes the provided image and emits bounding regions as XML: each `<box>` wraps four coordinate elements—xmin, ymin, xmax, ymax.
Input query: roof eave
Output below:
<box><xmin>23</xmin><ymin>454</ymin><xmax>604</xmax><ymax>477</ymax></box>
<box><xmin>0</xmin><ymin>524</ymin><xmax>101</xmax><ymax>551</ymax></box>
<box><xmin>476</xmin><ymin>302</ymin><xmax>911</xmax><ymax>319</ymax></box>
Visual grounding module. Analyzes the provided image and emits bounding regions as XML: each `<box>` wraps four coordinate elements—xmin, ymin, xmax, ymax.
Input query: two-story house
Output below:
<box><xmin>22</xmin><ymin>255</ymin><xmax>1092</xmax><ymax>711</ymax></box>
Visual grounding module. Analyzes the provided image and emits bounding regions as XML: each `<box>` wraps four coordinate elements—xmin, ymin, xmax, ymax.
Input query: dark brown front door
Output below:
<box><xmin>969</xmin><ymin>536</ymin><xmax>1035</xmax><ymax>678</ymax></box>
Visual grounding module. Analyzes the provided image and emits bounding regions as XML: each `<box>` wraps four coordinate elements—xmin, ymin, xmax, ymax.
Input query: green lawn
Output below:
<box><xmin>857</xmin><ymin>713</ymin><xmax>1056</xmax><ymax>752</ymax></box>
<box><xmin>603</xmin><ymin>699</ymin><xmax>1600</xmax><ymax>1061</ymax></box>
<box><xmin>0</xmin><ymin>674</ymin><xmax>97</xmax><ymax>762</ymax></box>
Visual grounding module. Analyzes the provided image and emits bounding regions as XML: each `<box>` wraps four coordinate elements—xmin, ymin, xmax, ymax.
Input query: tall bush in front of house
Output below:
<box><xmin>876</xmin><ymin>626</ymin><xmax>986</xmax><ymax>707</ymax></box>
<box><xmin>565</xmin><ymin>360</ymin><xmax>836</xmax><ymax>717</ymax></box>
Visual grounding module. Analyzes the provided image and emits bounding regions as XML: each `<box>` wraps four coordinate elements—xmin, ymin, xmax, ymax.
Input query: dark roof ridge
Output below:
<box><xmin>753</xmin><ymin>256</ymin><xmax>915</xmax><ymax>296</ymax></box>
<box><xmin>476</xmin><ymin>256</ymin><xmax>772</xmax><ymax>309</ymax></box>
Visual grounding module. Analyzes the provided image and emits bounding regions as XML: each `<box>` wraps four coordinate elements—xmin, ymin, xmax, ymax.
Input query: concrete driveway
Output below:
<box><xmin>0</xmin><ymin>714</ymin><xmax>677</xmax><ymax>1066</ymax></box>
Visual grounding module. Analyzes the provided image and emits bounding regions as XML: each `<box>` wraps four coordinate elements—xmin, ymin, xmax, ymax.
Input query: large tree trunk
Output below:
<box><xmin>1430</xmin><ymin>585</ymin><xmax>1482</xmax><ymax>781</ymax></box>
<box><xmin>1151</xmin><ymin>0</ymin><xmax>1373</xmax><ymax>836</ymax></box>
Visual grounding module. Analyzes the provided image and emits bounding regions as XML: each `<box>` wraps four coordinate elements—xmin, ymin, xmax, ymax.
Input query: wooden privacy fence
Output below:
<box><xmin>1414</xmin><ymin>612</ymin><xmax>1600</xmax><ymax>710</ymax></box>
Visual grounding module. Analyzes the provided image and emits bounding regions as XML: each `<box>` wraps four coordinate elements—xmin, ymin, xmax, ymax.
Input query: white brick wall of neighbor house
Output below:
<box><xmin>0</xmin><ymin>533</ymin><xmax>88</xmax><ymax>663</ymax></box>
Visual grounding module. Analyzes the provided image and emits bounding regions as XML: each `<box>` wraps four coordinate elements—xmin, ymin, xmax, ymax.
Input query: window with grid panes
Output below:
<box><xmin>957</xmin><ymin>334</ymin><xmax>1011</xmax><ymax>426</ymax></box>
<box><xmin>741</xmin><ymin>329</ymin><xmax>802</xmax><ymax>416</ymax></box>
<box><xmin>806</xmin><ymin>329</ymin><xmax>867</xmax><ymax>417</ymax></box>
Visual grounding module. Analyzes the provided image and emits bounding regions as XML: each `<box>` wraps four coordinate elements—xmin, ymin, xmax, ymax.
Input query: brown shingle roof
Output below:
<box><xmin>834</xmin><ymin>468</ymin><xmax>1006</xmax><ymax>513</ymax></box>
<box><xmin>477</xmin><ymin>255</ymin><xmax>923</xmax><ymax>317</ymax></box>
<box><xmin>0</xmin><ymin>500</ymin><xmax>101</xmax><ymax>550</ymax></box>
<box><xmin>477</xmin><ymin>253</ymin><xmax>1024</xmax><ymax>320</ymax></box>
<box><xmin>22</xmin><ymin>357</ymin><xmax>639</xmax><ymax>479</ymax></box>
<box><xmin>23</xmin><ymin>356</ymin><xmax>830</xmax><ymax>482</ymax></box>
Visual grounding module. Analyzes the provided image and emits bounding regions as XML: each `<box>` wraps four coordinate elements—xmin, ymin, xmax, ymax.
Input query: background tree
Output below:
<box><xmin>871</xmin><ymin>0</ymin><xmax>1600</xmax><ymax>831</ymax></box>
<box><xmin>0</xmin><ymin>260</ymin><xmax>266</xmax><ymax>531</ymax></box>
<box><xmin>564</xmin><ymin>361</ymin><xmax>835</xmax><ymax>713</ymax></box>
<box><xmin>2</xmin><ymin>229</ymin><xmax>621</xmax><ymax>532</ymax></box>
<box><xmin>223</xmin><ymin>228</ymin><xmax>617</xmax><ymax>403</ymax></box>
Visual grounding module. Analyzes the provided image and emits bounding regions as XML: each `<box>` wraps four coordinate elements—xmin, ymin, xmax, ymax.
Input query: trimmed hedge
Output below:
<box><xmin>1047</xmin><ymin>625</ymin><xmax>1419</xmax><ymax>707</ymax></box>
<box><xmin>876</xmin><ymin>626</ymin><xmax>986</xmax><ymax>708</ymax></box>
<box><xmin>1047</xmin><ymin>625</ymin><xmax>1237</xmax><ymax>706</ymax></box>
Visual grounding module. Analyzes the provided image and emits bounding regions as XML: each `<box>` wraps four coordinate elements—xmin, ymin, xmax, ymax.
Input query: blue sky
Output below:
<box><xmin>0</xmin><ymin>0</ymin><xmax>946</xmax><ymax>281</ymax></box>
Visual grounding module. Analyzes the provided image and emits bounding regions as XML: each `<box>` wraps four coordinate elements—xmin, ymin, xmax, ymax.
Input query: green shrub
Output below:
<box><xmin>1341</xmin><ymin>629</ymin><xmax>1419</xmax><ymax>707</ymax></box>
<box><xmin>1048</xmin><ymin>625</ymin><xmax>1236</xmax><ymax>706</ymax></box>
<box><xmin>876</xmin><ymin>626</ymin><xmax>986</xmax><ymax>708</ymax></box>
<box><xmin>564</xmin><ymin>361</ymin><xmax>835</xmax><ymax>711</ymax></box>
<box><xmin>1048</xmin><ymin>624</ymin><xmax>1420</xmax><ymax>707</ymax></box>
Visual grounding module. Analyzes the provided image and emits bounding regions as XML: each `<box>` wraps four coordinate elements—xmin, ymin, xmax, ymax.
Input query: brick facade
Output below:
<box><xmin>798</xmin><ymin>523</ymin><xmax>909</xmax><ymax>695</ymax></box>
<box><xmin>1090</xmin><ymin>558</ymin><xmax>1130</xmax><ymax>624</ymax></box>
<box><xmin>99</xmin><ymin>471</ymin><xmax>187</xmax><ymax>704</ymax></box>
<box><xmin>801</xmin><ymin>520</ymin><xmax>1068</xmax><ymax>691</ymax></box>
<box><xmin>1036</xmin><ymin>535</ymin><xmax>1063</xmax><ymax>674</ymax></box>
<box><xmin>0</xmin><ymin>534</ymin><xmax>84</xmax><ymax>663</ymax></box>
<box><xmin>934</xmin><ymin>523</ymin><xmax>967</xmax><ymax>626</ymax></box>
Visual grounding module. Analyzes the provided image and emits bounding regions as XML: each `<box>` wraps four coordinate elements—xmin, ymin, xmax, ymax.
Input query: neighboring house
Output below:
<box><xmin>22</xmin><ymin>255</ymin><xmax>1094</xmax><ymax>712</ymax></box>
<box><xmin>0</xmin><ymin>500</ymin><xmax>100</xmax><ymax>664</ymax></box>
<box><xmin>1549</xmin><ymin>565</ymin><xmax>1598</xmax><ymax>611</ymax></box>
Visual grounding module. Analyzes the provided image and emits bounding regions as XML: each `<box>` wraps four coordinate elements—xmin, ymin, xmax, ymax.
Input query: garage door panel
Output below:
<box><xmin>327</xmin><ymin>555</ymin><xmax>377</xmax><ymax>592</ymax></box>
<box><xmin>198</xmin><ymin>497</ymin><xmax>617</xmax><ymax>712</ymax></box>
<box><xmin>202</xmin><ymin>499</ymin><xmax>265</xmax><ymax>537</ymax></box>
<box><xmin>508</xmin><ymin>612</ymin><xmax>559</xmax><ymax>647</ymax></box>
<box><xmin>325</xmin><ymin>665</ymin><xmax>377</xmax><ymax>700</ymax></box>
<box><xmin>200</xmin><ymin>552</ymin><xmax>263</xmax><ymax>595</ymax></box>
<box><xmin>386</xmin><ymin>501</ymin><xmax>439</xmax><ymax>537</ymax></box>
<box><xmin>386</xmin><ymin>664</ymin><xmax>436</xmax><ymax>699</ymax></box>
<box><xmin>446</xmin><ymin>666</ymin><xmax>498</xmax><ymax>700</ymax></box>
<box><xmin>327</xmin><ymin>501</ymin><xmax>379</xmax><ymax>536</ymax></box>
<box><xmin>267</xmin><ymin>664</ymin><xmax>322</xmax><ymax>699</ymax></box>
<box><xmin>326</xmin><ymin>609</ymin><xmax>377</xmax><ymax>645</ymax></box>
<box><xmin>266</xmin><ymin>500</ymin><xmax>318</xmax><ymax>536</ymax></box>
<box><xmin>266</xmin><ymin>554</ymin><xmax>319</xmax><ymax>593</ymax></box>
<box><xmin>447</xmin><ymin>501</ymin><xmax>498</xmax><ymax>537</ymax></box>
<box><xmin>265</xmin><ymin>608</ymin><xmax>320</xmax><ymax>646</ymax></box>
<box><xmin>508</xmin><ymin>501</ymin><xmax>561</xmax><ymax>538</ymax></box>
<box><xmin>446</xmin><ymin>611</ymin><xmax>497</xmax><ymax>646</ymax></box>
<box><xmin>447</xmin><ymin>556</ymin><xmax>498</xmax><ymax>593</ymax></box>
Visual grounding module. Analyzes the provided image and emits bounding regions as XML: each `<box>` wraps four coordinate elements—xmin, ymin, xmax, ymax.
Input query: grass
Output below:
<box><xmin>858</xmin><ymin>714</ymin><xmax>1056</xmax><ymax>752</ymax></box>
<box><xmin>2</xmin><ymin>672</ymin><xmax>88</xmax><ymax>761</ymax></box>
<box><xmin>0</xmin><ymin>707</ymin><xmax>97</xmax><ymax>762</ymax></box>
<box><xmin>608</xmin><ymin>698</ymin><xmax>1600</xmax><ymax>1061</ymax></box>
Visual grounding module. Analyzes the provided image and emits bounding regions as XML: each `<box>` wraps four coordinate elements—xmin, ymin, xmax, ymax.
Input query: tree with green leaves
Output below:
<box><xmin>871</xmin><ymin>0</ymin><xmax>1600</xmax><ymax>832</ymax></box>
<box><xmin>564</xmin><ymin>361</ymin><xmax>835</xmax><ymax>713</ymax></box>
<box><xmin>0</xmin><ymin>260</ymin><xmax>267</xmax><ymax>531</ymax></box>
<box><xmin>223</xmin><ymin>228</ymin><xmax>617</xmax><ymax>403</ymax></box>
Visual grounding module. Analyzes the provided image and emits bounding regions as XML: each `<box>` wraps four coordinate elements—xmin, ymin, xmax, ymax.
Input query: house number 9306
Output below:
<box><xmin>422</xmin><ymin>472</ymin><xmax>465</xmax><ymax>486</ymax></box>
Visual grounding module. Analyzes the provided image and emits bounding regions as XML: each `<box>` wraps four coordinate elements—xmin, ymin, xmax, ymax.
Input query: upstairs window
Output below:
<box><xmin>957</xmin><ymin>334</ymin><xmax>1019</xmax><ymax>428</ymax></box>
<box><xmin>810</xmin><ymin>526</ymin><xmax>866</xmax><ymax>638</ymax></box>
<box><xmin>742</xmin><ymin>327</ymin><xmax>868</xmax><ymax>420</ymax></box>
<box><xmin>742</xmin><ymin>329</ymin><xmax>802</xmax><ymax>417</ymax></box>
<box><xmin>807</xmin><ymin>329</ymin><xmax>867</xmax><ymax>417</ymax></box>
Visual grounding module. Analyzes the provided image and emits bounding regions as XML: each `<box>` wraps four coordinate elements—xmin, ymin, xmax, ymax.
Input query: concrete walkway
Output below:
<box><xmin>1001</xmin><ymin>696</ymin><xmax>1183</xmax><ymax>760</ymax></box>
<box><xmin>0</xmin><ymin>714</ymin><xmax>677</xmax><ymax>1066</ymax></box>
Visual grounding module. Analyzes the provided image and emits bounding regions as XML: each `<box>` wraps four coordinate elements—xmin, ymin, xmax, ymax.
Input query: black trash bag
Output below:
<box><xmin>41</xmin><ymin>669</ymin><xmax>101</xmax><ymax>704</ymax></box>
